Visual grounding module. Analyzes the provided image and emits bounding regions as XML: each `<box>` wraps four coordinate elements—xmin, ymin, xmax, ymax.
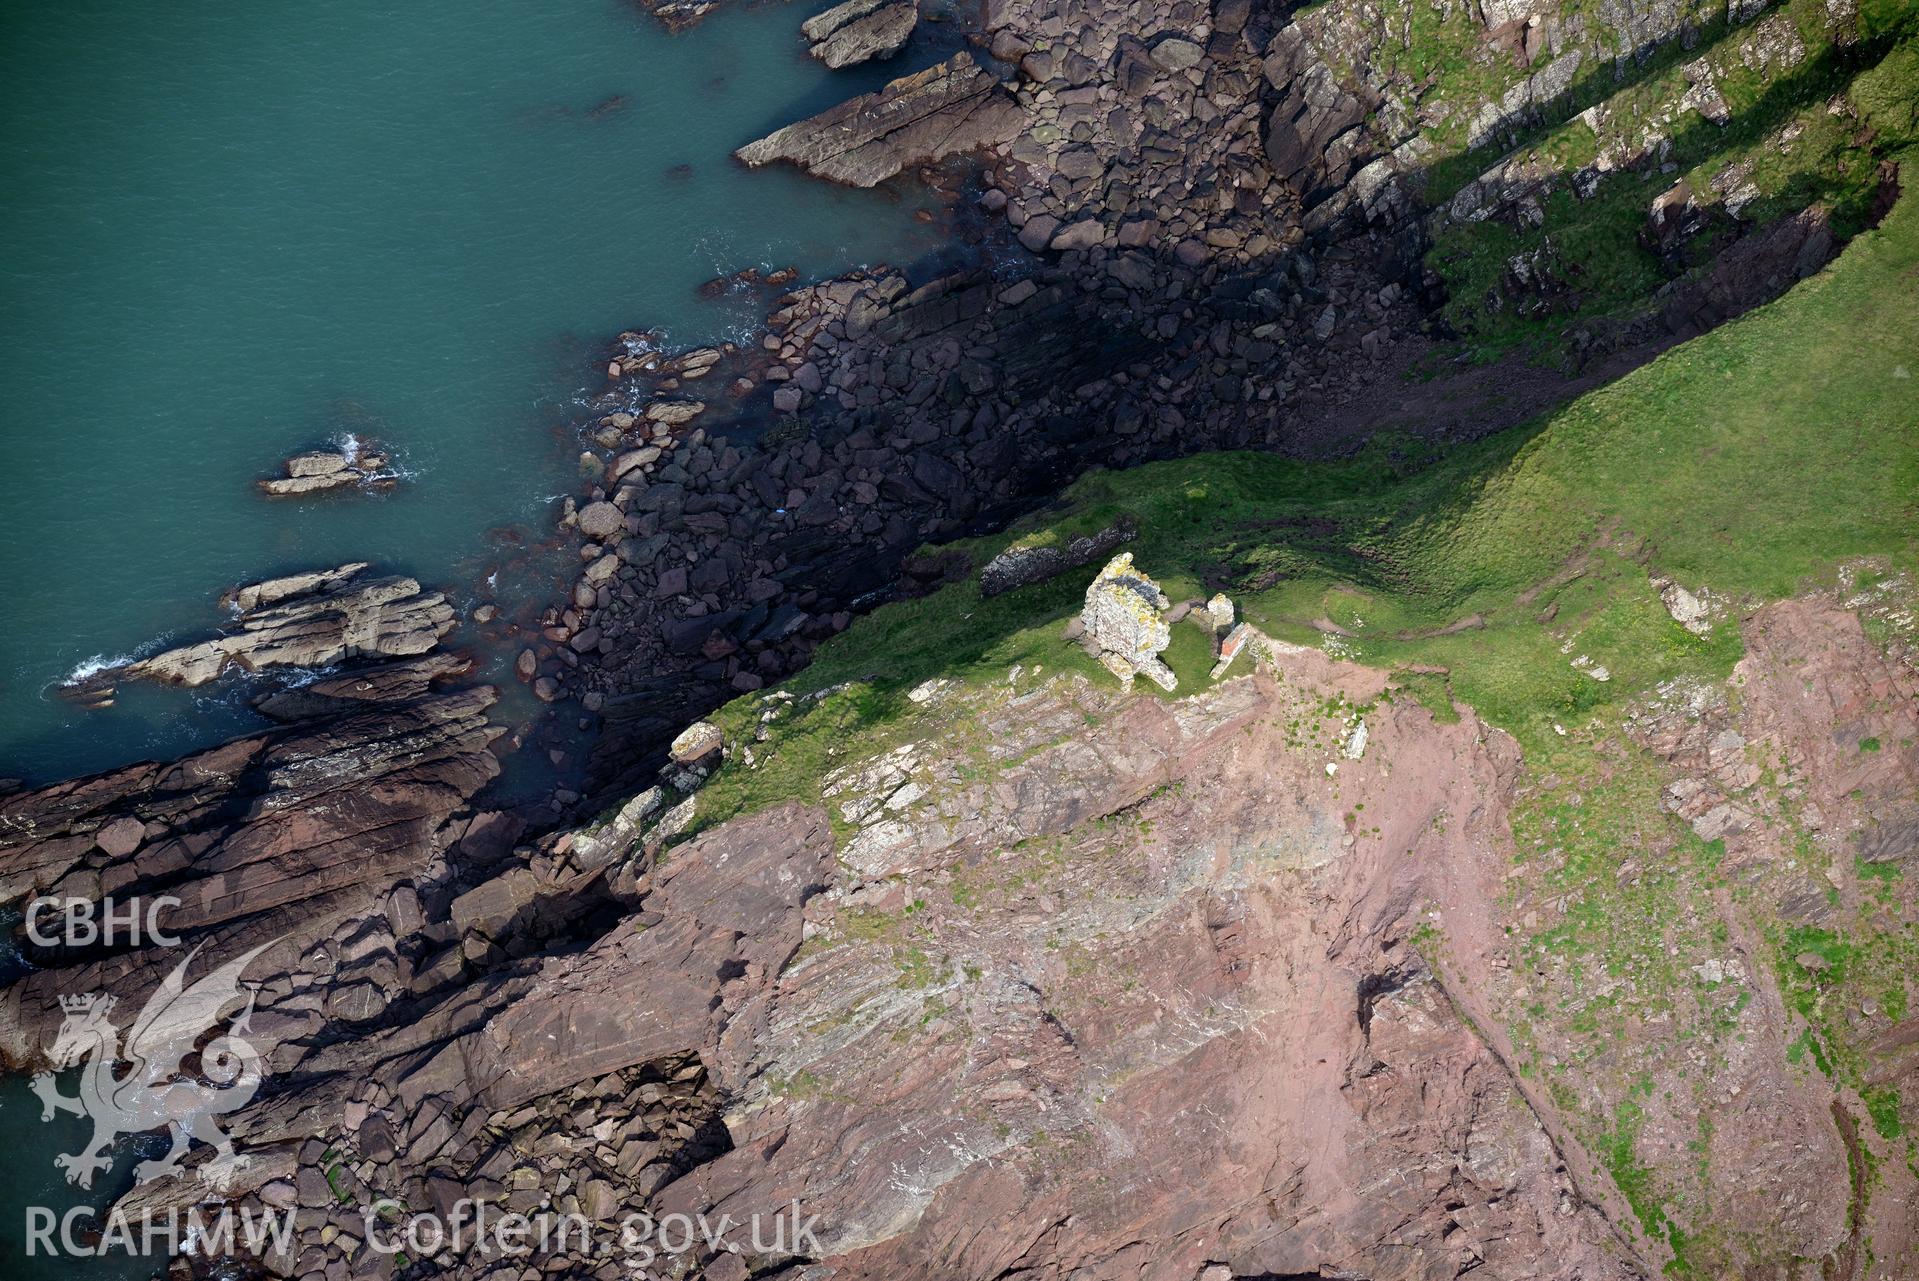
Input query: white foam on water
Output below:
<box><xmin>331</xmin><ymin>430</ymin><xmax>366</xmax><ymax>464</ymax></box>
<box><xmin>60</xmin><ymin>652</ymin><xmax>131</xmax><ymax>685</ymax></box>
<box><xmin>330</xmin><ymin>431</ymin><xmax>422</xmax><ymax>488</ymax></box>
<box><xmin>270</xmin><ymin>663</ymin><xmax>342</xmax><ymax>689</ymax></box>
<box><xmin>53</xmin><ymin>630</ymin><xmax>177</xmax><ymax>691</ymax></box>
<box><xmin>365</xmin><ymin>458</ymin><xmax>423</xmax><ymax>486</ymax></box>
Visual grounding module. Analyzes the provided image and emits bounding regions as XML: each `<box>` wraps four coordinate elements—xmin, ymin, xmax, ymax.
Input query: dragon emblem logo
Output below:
<box><xmin>31</xmin><ymin>940</ymin><xmax>278</xmax><ymax>1191</ymax></box>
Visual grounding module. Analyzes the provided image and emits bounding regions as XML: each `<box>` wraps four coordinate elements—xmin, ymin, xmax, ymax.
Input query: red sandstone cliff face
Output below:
<box><xmin>661</xmin><ymin>658</ymin><xmax>1640</xmax><ymax>1280</ymax></box>
<box><xmin>4</xmin><ymin>591</ymin><xmax>1914</xmax><ymax>1281</ymax></box>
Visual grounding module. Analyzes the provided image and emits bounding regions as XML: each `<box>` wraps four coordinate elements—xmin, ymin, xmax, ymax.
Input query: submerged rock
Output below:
<box><xmin>630</xmin><ymin>0</ymin><xmax>720</xmax><ymax>33</ymax></box>
<box><xmin>735</xmin><ymin>52</ymin><xmax>1020</xmax><ymax>187</ymax></box>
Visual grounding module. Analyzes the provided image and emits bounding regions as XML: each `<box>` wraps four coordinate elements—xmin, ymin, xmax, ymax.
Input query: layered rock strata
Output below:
<box><xmin>801</xmin><ymin>0</ymin><xmax>916</xmax><ymax>70</ymax></box>
<box><xmin>735</xmin><ymin>53</ymin><xmax>1021</xmax><ymax>187</ymax></box>
<box><xmin>544</xmin><ymin>0</ymin><xmax>1878</xmax><ymax>797</ymax></box>
<box><xmin>67</xmin><ymin>564</ymin><xmax>455</xmax><ymax>700</ymax></box>
<box><xmin>0</xmin><ymin>652</ymin><xmax>509</xmax><ymax>1069</ymax></box>
<box><xmin>1079</xmin><ymin>551</ymin><xmax>1176</xmax><ymax>689</ymax></box>
<box><xmin>258</xmin><ymin>445</ymin><xmax>392</xmax><ymax>497</ymax></box>
<box><xmin>0</xmin><ymin>616</ymin><xmax>1625</xmax><ymax>1280</ymax></box>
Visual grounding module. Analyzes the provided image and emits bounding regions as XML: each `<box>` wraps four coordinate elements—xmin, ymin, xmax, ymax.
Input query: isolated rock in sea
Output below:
<box><xmin>228</xmin><ymin>562</ymin><xmax>371</xmax><ymax>612</ymax></box>
<box><xmin>630</xmin><ymin>0</ymin><xmax>719</xmax><ymax>33</ymax></box>
<box><xmin>72</xmin><ymin>564</ymin><xmax>455</xmax><ymax>695</ymax></box>
<box><xmin>1080</xmin><ymin>552</ymin><xmax>1175</xmax><ymax>690</ymax></box>
<box><xmin>258</xmin><ymin>444</ymin><xmax>392</xmax><ymax>497</ymax></box>
<box><xmin>735</xmin><ymin>52</ymin><xmax>1020</xmax><ymax>187</ymax></box>
<box><xmin>802</xmin><ymin>0</ymin><xmax>916</xmax><ymax>69</ymax></box>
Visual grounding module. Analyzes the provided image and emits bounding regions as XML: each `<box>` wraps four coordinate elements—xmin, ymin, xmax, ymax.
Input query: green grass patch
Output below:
<box><xmin>695</xmin><ymin>170</ymin><xmax>1918</xmax><ymax>833</ymax></box>
<box><xmin>1864</xmin><ymin>1086</ymin><xmax>1904</xmax><ymax>1141</ymax></box>
<box><xmin>1426</xmin><ymin>12</ymin><xmax>1919</xmax><ymax>361</ymax></box>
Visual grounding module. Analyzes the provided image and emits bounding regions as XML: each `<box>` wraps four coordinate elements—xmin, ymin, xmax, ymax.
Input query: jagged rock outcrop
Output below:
<box><xmin>7</xmin><ymin>0</ymin><xmax>1909</xmax><ymax>1273</ymax></box>
<box><xmin>534</xmin><ymin>0</ymin><xmax>1911</xmax><ymax>800</ymax></box>
<box><xmin>10</xmin><ymin>571</ymin><xmax>1916</xmax><ymax>1278</ymax></box>
<box><xmin>70</xmin><ymin>633</ymin><xmax>1648</xmax><ymax>1279</ymax></box>
<box><xmin>68</xmin><ymin>564</ymin><xmax>455</xmax><ymax>699</ymax></box>
<box><xmin>735</xmin><ymin>52</ymin><xmax>1021</xmax><ymax>187</ymax></box>
<box><xmin>258</xmin><ymin>443</ymin><xmax>392</xmax><ymax>497</ymax></box>
<box><xmin>0</xmin><ymin>652</ymin><xmax>508</xmax><ymax>1070</ymax></box>
<box><xmin>978</xmin><ymin>514</ymin><xmax>1136</xmax><ymax>597</ymax></box>
<box><xmin>1655</xmin><ymin>204</ymin><xmax>1837</xmax><ymax>337</ymax></box>
<box><xmin>1262</xmin><ymin>24</ymin><xmax>1376</xmax><ymax>220</ymax></box>
<box><xmin>801</xmin><ymin>0</ymin><xmax>915</xmax><ymax>69</ymax></box>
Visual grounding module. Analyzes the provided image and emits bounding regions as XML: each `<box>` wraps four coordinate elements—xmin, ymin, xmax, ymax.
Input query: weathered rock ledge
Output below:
<box><xmin>802</xmin><ymin>0</ymin><xmax>916</xmax><ymax>70</ymax></box>
<box><xmin>258</xmin><ymin>443</ymin><xmax>394</xmax><ymax>497</ymax></box>
<box><xmin>735</xmin><ymin>52</ymin><xmax>1021</xmax><ymax>187</ymax></box>
<box><xmin>0</xmin><ymin>618</ymin><xmax>1631</xmax><ymax>1279</ymax></box>
<box><xmin>544</xmin><ymin>0</ymin><xmax>1876</xmax><ymax>803</ymax></box>
<box><xmin>8</xmin><ymin>551</ymin><xmax>1916</xmax><ymax>1281</ymax></box>
<box><xmin>65</xmin><ymin>563</ymin><xmax>455</xmax><ymax>704</ymax></box>
<box><xmin>1</xmin><ymin>650</ymin><xmax>509</xmax><ymax>1070</ymax></box>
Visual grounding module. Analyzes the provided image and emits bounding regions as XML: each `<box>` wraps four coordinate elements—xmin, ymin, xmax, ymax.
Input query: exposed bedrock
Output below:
<box><xmin>801</xmin><ymin>0</ymin><xmax>917</xmax><ymax>70</ymax></box>
<box><xmin>546</xmin><ymin>0</ymin><xmax>1883</xmax><ymax>798</ymax></box>
<box><xmin>64</xmin><ymin>563</ymin><xmax>455</xmax><ymax>704</ymax></box>
<box><xmin>5</xmin><ymin>0</ymin><xmax>1905</xmax><ymax>1272</ymax></box>
<box><xmin>735</xmin><ymin>52</ymin><xmax>1021</xmax><ymax>187</ymax></box>
<box><xmin>23</xmin><ymin>587</ymin><xmax>1911</xmax><ymax>1278</ymax></box>
<box><xmin>0</xmin><ymin>652</ymin><xmax>509</xmax><ymax>1071</ymax></box>
<box><xmin>258</xmin><ymin>444</ymin><xmax>393</xmax><ymax>497</ymax></box>
<box><xmin>1</xmin><ymin>634</ymin><xmax>1625</xmax><ymax>1278</ymax></box>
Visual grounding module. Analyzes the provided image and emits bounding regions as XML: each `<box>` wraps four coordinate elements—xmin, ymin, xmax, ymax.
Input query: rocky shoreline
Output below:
<box><xmin>2</xmin><ymin>0</ymin><xmax>1905</xmax><ymax>1277</ymax></box>
<box><xmin>525</xmin><ymin>0</ymin><xmax>1852</xmax><ymax>800</ymax></box>
<box><xmin>18</xmin><ymin>567</ymin><xmax>1913</xmax><ymax>1278</ymax></box>
<box><xmin>62</xmin><ymin>564</ymin><xmax>455</xmax><ymax>708</ymax></box>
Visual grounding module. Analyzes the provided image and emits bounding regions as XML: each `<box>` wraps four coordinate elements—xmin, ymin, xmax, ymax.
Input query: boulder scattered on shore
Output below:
<box><xmin>801</xmin><ymin>0</ymin><xmax>916</xmax><ymax>69</ymax></box>
<box><xmin>735</xmin><ymin>52</ymin><xmax>1020</xmax><ymax>187</ymax></box>
<box><xmin>258</xmin><ymin>442</ymin><xmax>393</xmax><ymax>497</ymax></box>
<box><xmin>65</xmin><ymin>563</ymin><xmax>455</xmax><ymax>702</ymax></box>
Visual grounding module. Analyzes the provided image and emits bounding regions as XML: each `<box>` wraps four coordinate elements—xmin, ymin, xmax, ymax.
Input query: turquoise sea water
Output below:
<box><xmin>0</xmin><ymin>1</ymin><xmax>949</xmax><ymax>1274</ymax></box>
<box><xmin>0</xmin><ymin>0</ymin><xmax>949</xmax><ymax>787</ymax></box>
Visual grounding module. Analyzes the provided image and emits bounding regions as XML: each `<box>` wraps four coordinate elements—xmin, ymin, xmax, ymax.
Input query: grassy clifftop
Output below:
<box><xmin>680</xmin><ymin>152</ymin><xmax>1919</xmax><ymax>1275</ymax></box>
<box><xmin>719</xmin><ymin>152</ymin><xmax>1914</xmax><ymax>749</ymax></box>
<box><xmin>1385</xmin><ymin>0</ymin><xmax>1919</xmax><ymax>359</ymax></box>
